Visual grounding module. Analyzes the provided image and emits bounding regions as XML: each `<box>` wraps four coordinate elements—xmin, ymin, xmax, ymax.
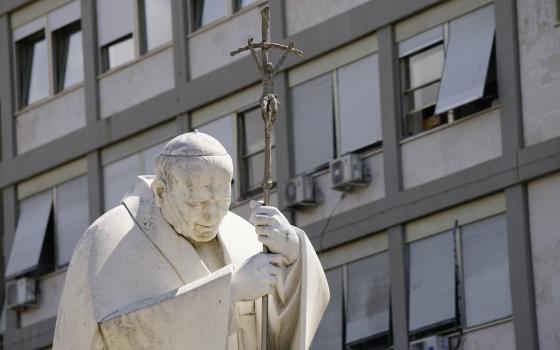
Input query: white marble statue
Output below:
<box><xmin>53</xmin><ymin>131</ymin><xmax>329</xmax><ymax>350</ymax></box>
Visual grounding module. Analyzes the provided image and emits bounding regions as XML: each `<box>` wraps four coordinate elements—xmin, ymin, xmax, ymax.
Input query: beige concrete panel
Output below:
<box><xmin>318</xmin><ymin>232</ymin><xmax>388</xmax><ymax>270</ymax></box>
<box><xmin>188</xmin><ymin>7</ymin><xmax>261</xmax><ymax>79</ymax></box>
<box><xmin>99</xmin><ymin>47</ymin><xmax>175</xmax><ymax>119</ymax></box>
<box><xmin>405</xmin><ymin>192</ymin><xmax>506</xmax><ymax>243</ymax></box>
<box><xmin>16</xmin><ymin>87</ymin><xmax>87</xmax><ymax>155</ymax></box>
<box><xmin>288</xmin><ymin>34</ymin><xmax>378</xmax><ymax>87</ymax></box>
<box><xmin>17</xmin><ymin>157</ymin><xmax>87</xmax><ymax>200</ymax></box>
<box><xmin>395</xmin><ymin>0</ymin><xmax>493</xmax><ymax>42</ymax></box>
<box><xmin>528</xmin><ymin>172</ymin><xmax>560</xmax><ymax>349</ymax></box>
<box><xmin>11</xmin><ymin>0</ymin><xmax>74</xmax><ymax>28</ymax></box>
<box><xmin>191</xmin><ymin>84</ymin><xmax>260</xmax><ymax>128</ymax></box>
<box><xmin>295</xmin><ymin>151</ymin><xmax>385</xmax><ymax>228</ymax></box>
<box><xmin>21</xmin><ymin>270</ymin><xmax>66</xmax><ymax>327</ymax></box>
<box><xmin>460</xmin><ymin>321</ymin><xmax>516</xmax><ymax>350</ymax></box>
<box><xmin>101</xmin><ymin>121</ymin><xmax>176</xmax><ymax>165</ymax></box>
<box><xmin>401</xmin><ymin>107</ymin><xmax>502</xmax><ymax>189</ymax></box>
<box><xmin>517</xmin><ymin>0</ymin><xmax>560</xmax><ymax>146</ymax></box>
<box><xmin>285</xmin><ymin>0</ymin><xmax>370</xmax><ymax>36</ymax></box>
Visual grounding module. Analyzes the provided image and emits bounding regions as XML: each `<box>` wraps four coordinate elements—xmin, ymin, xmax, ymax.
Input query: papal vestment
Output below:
<box><xmin>53</xmin><ymin>176</ymin><xmax>329</xmax><ymax>350</ymax></box>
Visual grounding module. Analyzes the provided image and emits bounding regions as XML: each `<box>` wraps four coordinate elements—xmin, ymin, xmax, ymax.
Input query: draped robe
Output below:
<box><xmin>53</xmin><ymin>176</ymin><xmax>329</xmax><ymax>350</ymax></box>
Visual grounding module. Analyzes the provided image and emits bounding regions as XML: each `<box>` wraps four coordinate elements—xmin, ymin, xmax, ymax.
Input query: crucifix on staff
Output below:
<box><xmin>231</xmin><ymin>5</ymin><xmax>302</xmax><ymax>350</ymax></box>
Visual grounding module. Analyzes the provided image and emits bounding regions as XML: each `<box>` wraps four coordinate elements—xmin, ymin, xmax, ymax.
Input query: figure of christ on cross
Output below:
<box><xmin>230</xmin><ymin>5</ymin><xmax>303</xmax><ymax>349</ymax></box>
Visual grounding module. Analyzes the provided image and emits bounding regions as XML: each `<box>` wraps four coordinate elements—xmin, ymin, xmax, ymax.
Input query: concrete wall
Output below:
<box><xmin>99</xmin><ymin>47</ymin><xmax>175</xmax><ymax>119</ymax></box>
<box><xmin>401</xmin><ymin>108</ymin><xmax>502</xmax><ymax>189</ymax></box>
<box><xmin>188</xmin><ymin>6</ymin><xmax>261</xmax><ymax>79</ymax></box>
<box><xmin>16</xmin><ymin>87</ymin><xmax>86</xmax><ymax>154</ymax></box>
<box><xmin>285</xmin><ymin>0</ymin><xmax>370</xmax><ymax>36</ymax></box>
<box><xmin>517</xmin><ymin>0</ymin><xmax>560</xmax><ymax>146</ymax></box>
<box><xmin>528</xmin><ymin>171</ymin><xmax>560</xmax><ymax>349</ymax></box>
<box><xmin>21</xmin><ymin>270</ymin><xmax>66</xmax><ymax>327</ymax></box>
<box><xmin>295</xmin><ymin>152</ymin><xmax>384</xmax><ymax>228</ymax></box>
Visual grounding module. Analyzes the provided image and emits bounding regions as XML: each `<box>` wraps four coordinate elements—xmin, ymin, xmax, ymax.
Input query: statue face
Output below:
<box><xmin>158</xmin><ymin>163</ymin><xmax>231</xmax><ymax>243</ymax></box>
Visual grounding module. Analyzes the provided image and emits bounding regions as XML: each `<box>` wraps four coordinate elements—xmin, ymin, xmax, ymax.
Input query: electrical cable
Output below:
<box><xmin>318</xmin><ymin>192</ymin><xmax>346</xmax><ymax>253</ymax></box>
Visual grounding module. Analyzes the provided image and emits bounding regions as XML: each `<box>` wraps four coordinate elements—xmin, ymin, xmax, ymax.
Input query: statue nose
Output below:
<box><xmin>202</xmin><ymin>204</ymin><xmax>218</xmax><ymax>223</ymax></box>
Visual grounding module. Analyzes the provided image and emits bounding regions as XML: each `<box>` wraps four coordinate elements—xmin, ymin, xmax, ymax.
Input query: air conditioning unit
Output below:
<box><xmin>6</xmin><ymin>277</ymin><xmax>37</xmax><ymax>310</ymax></box>
<box><xmin>410</xmin><ymin>335</ymin><xmax>449</xmax><ymax>350</ymax></box>
<box><xmin>282</xmin><ymin>175</ymin><xmax>317</xmax><ymax>208</ymax></box>
<box><xmin>330</xmin><ymin>153</ymin><xmax>368</xmax><ymax>192</ymax></box>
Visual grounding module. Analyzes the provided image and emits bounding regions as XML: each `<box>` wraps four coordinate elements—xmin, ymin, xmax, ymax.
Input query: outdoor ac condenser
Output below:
<box><xmin>409</xmin><ymin>335</ymin><xmax>449</xmax><ymax>350</ymax></box>
<box><xmin>282</xmin><ymin>175</ymin><xmax>317</xmax><ymax>209</ymax></box>
<box><xmin>330</xmin><ymin>153</ymin><xmax>369</xmax><ymax>192</ymax></box>
<box><xmin>6</xmin><ymin>277</ymin><xmax>37</xmax><ymax>310</ymax></box>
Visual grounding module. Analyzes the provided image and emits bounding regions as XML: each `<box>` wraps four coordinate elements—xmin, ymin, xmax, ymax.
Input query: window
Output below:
<box><xmin>193</xmin><ymin>0</ymin><xmax>228</xmax><ymax>30</ymax></box>
<box><xmin>399</xmin><ymin>5</ymin><xmax>498</xmax><ymax>138</ymax></box>
<box><xmin>16</xmin><ymin>31</ymin><xmax>49</xmax><ymax>108</ymax></box>
<box><xmin>4</xmin><ymin>176</ymin><xmax>89</xmax><ymax>279</ymax></box>
<box><xmin>346</xmin><ymin>252</ymin><xmax>390</xmax><ymax>349</ymax></box>
<box><xmin>310</xmin><ymin>268</ymin><xmax>344</xmax><ymax>350</ymax></box>
<box><xmin>192</xmin><ymin>0</ymin><xmax>260</xmax><ymax>31</ymax></box>
<box><xmin>103</xmin><ymin>142</ymin><xmax>167</xmax><ymax>210</ymax></box>
<box><xmin>139</xmin><ymin>0</ymin><xmax>173</xmax><ymax>52</ymax></box>
<box><xmin>97</xmin><ymin>0</ymin><xmax>173</xmax><ymax>72</ymax></box>
<box><xmin>198</xmin><ymin>116</ymin><xmax>237</xmax><ymax>200</ymax></box>
<box><xmin>238</xmin><ymin>107</ymin><xmax>276</xmax><ymax>197</ymax></box>
<box><xmin>291</xmin><ymin>54</ymin><xmax>382</xmax><ymax>175</ymax></box>
<box><xmin>53</xmin><ymin>21</ymin><xmax>84</xmax><ymax>92</ymax></box>
<box><xmin>102</xmin><ymin>35</ymin><xmax>135</xmax><ymax>72</ymax></box>
<box><xmin>407</xmin><ymin>214</ymin><xmax>512</xmax><ymax>338</ymax></box>
<box><xmin>13</xmin><ymin>0</ymin><xmax>83</xmax><ymax>108</ymax></box>
<box><xmin>55</xmin><ymin>176</ymin><xmax>89</xmax><ymax>266</ymax></box>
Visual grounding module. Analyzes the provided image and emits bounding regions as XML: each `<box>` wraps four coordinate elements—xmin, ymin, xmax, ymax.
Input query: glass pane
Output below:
<box><xmin>56</xmin><ymin>176</ymin><xmax>89</xmax><ymax>266</ymax></box>
<box><xmin>246</xmin><ymin>148</ymin><xmax>276</xmax><ymax>191</ymax></box>
<box><xmin>27</xmin><ymin>38</ymin><xmax>49</xmax><ymax>105</ymax></box>
<box><xmin>310</xmin><ymin>268</ymin><xmax>343</xmax><ymax>350</ymax></box>
<box><xmin>239</xmin><ymin>0</ymin><xmax>258</xmax><ymax>9</ymax></box>
<box><xmin>243</xmin><ymin>108</ymin><xmax>275</xmax><ymax>156</ymax></box>
<box><xmin>201</xmin><ymin>0</ymin><xmax>227</xmax><ymax>26</ymax></box>
<box><xmin>346</xmin><ymin>252</ymin><xmax>390</xmax><ymax>344</ymax></box>
<box><xmin>143</xmin><ymin>0</ymin><xmax>173</xmax><ymax>51</ymax></box>
<box><xmin>462</xmin><ymin>215</ymin><xmax>512</xmax><ymax>327</ymax></box>
<box><xmin>291</xmin><ymin>74</ymin><xmax>334</xmax><ymax>174</ymax></box>
<box><xmin>404</xmin><ymin>44</ymin><xmax>444</xmax><ymax>90</ymax></box>
<box><xmin>96</xmin><ymin>0</ymin><xmax>134</xmax><ymax>46</ymax></box>
<box><xmin>338</xmin><ymin>54</ymin><xmax>383</xmax><ymax>154</ymax></box>
<box><xmin>408</xmin><ymin>231</ymin><xmax>456</xmax><ymax>332</ymax></box>
<box><xmin>63</xmin><ymin>30</ymin><xmax>84</xmax><ymax>89</ymax></box>
<box><xmin>142</xmin><ymin>141</ymin><xmax>167</xmax><ymax>175</ymax></box>
<box><xmin>107</xmin><ymin>36</ymin><xmax>134</xmax><ymax>70</ymax></box>
<box><xmin>198</xmin><ymin>116</ymin><xmax>237</xmax><ymax>200</ymax></box>
<box><xmin>405</xmin><ymin>81</ymin><xmax>440</xmax><ymax>113</ymax></box>
<box><xmin>103</xmin><ymin>154</ymin><xmax>141</xmax><ymax>210</ymax></box>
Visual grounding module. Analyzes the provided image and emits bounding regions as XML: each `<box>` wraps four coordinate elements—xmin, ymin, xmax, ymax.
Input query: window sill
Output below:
<box><xmin>188</xmin><ymin>0</ymin><xmax>268</xmax><ymax>39</ymax></box>
<box><xmin>35</xmin><ymin>266</ymin><xmax>69</xmax><ymax>282</ymax></box>
<box><xmin>15</xmin><ymin>82</ymin><xmax>85</xmax><ymax>116</ymax></box>
<box><xmin>301</xmin><ymin>146</ymin><xmax>384</xmax><ymax>180</ymax></box>
<box><xmin>98</xmin><ymin>42</ymin><xmax>173</xmax><ymax>79</ymax></box>
<box><xmin>461</xmin><ymin>315</ymin><xmax>513</xmax><ymax>335</ymax></box>
<box><xmin>399</xmin><ymin>104</ymin><xmax>501</xmax><ymax>146</ymax></box>
<box><xmin>230</xmin><ymin>187</ymin><xmax>278</xmax><ymax>209</ymax></box>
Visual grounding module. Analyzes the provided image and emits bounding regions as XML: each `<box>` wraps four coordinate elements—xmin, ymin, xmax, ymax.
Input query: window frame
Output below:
<box><xmin>15</xmin><ymin>30</ymin><xmax>49</xmax><ymax>109</ymax></box>
<box><xmin>191</xmin><ymin>0</ymin><xmax>264</xmax><ymax>32</ymax></box>
<box><xmin>52</xmin><ymin>20</ymin><xmax>83</xmax><ymax>94</ymax></box>
<box><xmin>398</xmin><ymin>10</ymin><xmax>499</xmax><ymax>140</ymax></box>
<box><xmin>407</xmin><ymin>214</ymin><xmax>513</xmax><ymax>341</ymax></box>
<box><xmin>100</xmin><ymin>34</ymin><xmax>135</xmax><ymax>73</ymax></box>
<box><xmin>237</xmin><ymin>105</ymin><xmax>276</xmax><ymax>199</ymax></box>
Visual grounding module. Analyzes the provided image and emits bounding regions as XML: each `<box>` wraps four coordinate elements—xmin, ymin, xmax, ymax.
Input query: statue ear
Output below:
<box><xmin>151</xmin><ymin>177</ymin><xmax>167</xmax><ymax>207</ymax></box>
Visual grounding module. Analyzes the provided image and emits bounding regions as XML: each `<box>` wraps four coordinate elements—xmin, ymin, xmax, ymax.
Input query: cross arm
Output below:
<box><xmin>230</xmin><ymin>42</ymin><xmax>303</xmax><ymax>57</ymax></box>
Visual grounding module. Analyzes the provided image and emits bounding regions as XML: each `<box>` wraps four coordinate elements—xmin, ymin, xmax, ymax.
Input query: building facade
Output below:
<box><xmin>0</xmin><ymin>0</ymin><xmax>558</xmax><ymax>349</ymax></box>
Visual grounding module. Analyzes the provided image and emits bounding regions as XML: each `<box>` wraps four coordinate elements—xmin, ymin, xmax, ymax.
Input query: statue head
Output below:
<box><xmin>151</xmin><ymin>131</ymin><xmax>233</xmax><ymax>243</ymax></box>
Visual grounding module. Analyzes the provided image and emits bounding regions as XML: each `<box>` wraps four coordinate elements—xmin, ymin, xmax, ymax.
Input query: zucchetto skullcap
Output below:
<box><xmin>161</xmin><ymin>130</ymin><xmax>228</xmax><ymax>157</ymax></box>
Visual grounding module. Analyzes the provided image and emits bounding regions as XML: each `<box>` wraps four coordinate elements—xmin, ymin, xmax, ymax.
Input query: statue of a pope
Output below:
<box><xmin>53</xmin><ymin>131</ymin><xmax>329</xmax><ymax>350</ymax></box>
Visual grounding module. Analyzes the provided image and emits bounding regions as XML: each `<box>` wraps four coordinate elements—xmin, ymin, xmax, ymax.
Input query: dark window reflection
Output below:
<box><xmin>53</xmin><ymin>21</ymin><xmax>84</xmax><ymax>92</ymax></box>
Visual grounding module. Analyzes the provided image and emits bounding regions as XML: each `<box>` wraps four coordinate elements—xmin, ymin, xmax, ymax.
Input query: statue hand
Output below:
<box><xmin>231</xmin><ymin>253</ymin><xmax>283</xmax><ymax>302</ymax></box>
<box><xmin>250</xmin><ymin>201</ymin><xmax>300</xmax><ymax>266</ymax></box>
